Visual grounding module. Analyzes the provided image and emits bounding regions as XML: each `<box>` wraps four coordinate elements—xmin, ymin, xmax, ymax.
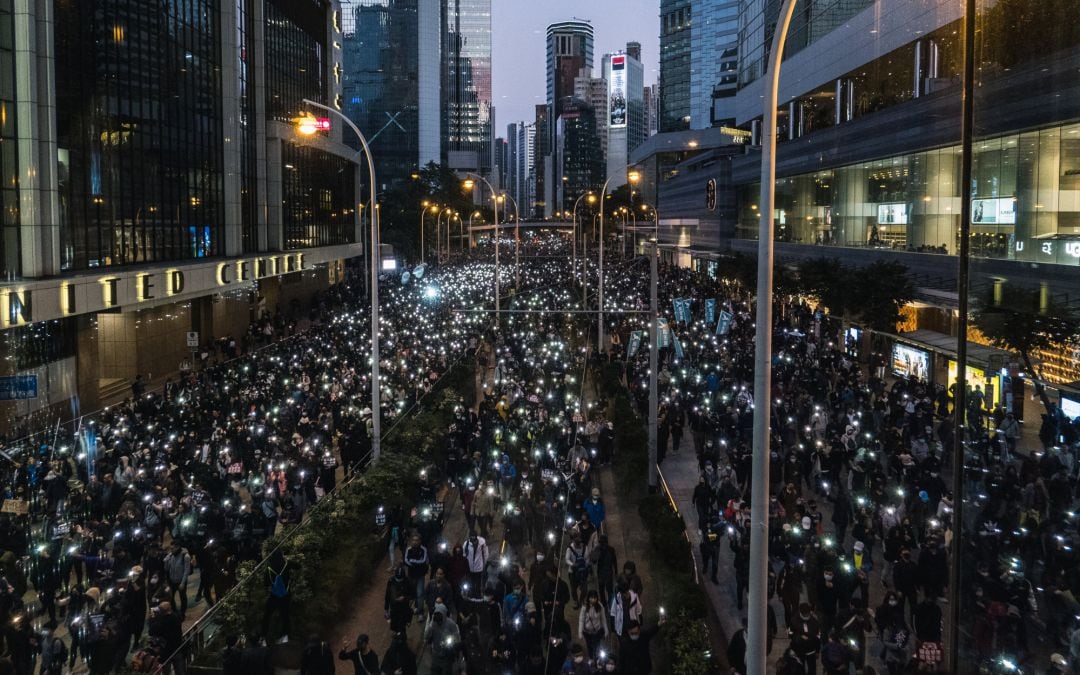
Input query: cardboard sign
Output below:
<box><xmin>0</xmin><ymin>500</ymin><xmax>28</xmax><ymax>515</ymax></box>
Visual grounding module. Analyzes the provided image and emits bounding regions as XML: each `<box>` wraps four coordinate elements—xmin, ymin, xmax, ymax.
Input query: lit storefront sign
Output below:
<box><xmin>892</xmin><ymin>343</ymin><xmax>930</xmax><ymax>381</ymax></box>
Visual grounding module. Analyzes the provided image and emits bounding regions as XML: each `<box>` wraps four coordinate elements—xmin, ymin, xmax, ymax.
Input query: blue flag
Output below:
<box><xmin>705</xmin><ymin>298</ymin><xmax>717</xmax><ymax>325</ymax></box>
<box><xmin>673</xmin><ymin>334</ymin><xmax>684</xmax><ymax>360</ymax></box>
<box><xmin>627</xmin><ymin>331</ymin><xmax>643</xmax><ymax>358</ymax></box>
<box><xmin>657</xmin><ymin>318</ymin><xmax>672</xmax><ymax>348</ymax></box>
<box><xmin>716</xmin><ymin>310</ymin><xmax>733</xmax><ymax>336</ymax></box>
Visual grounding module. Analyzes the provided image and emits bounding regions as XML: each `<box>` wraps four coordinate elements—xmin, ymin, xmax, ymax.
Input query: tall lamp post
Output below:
<box><xmin>419</xmin><ymin>202</ymin><xmax>438</xmax><ymax>262</ymax></box>
<box><xmin>571</xmin><ymin>192</ymin><xmax>596</xmax><ymax>296</ymax></box>
<box><xmin>437</xmin><ymin>207</ymin><xmax>452</xmax><ymax>263</ymax></box>
<box><xmin>468</xmin><ymin>211</ymin><xmax>481</xmax><ymax>251</ymax></box>
<box><xmin>746</xmin><ymin>0</ymin><xmax>798</xmax><ymax>672</ymax></box>
<box><xmin>501</xmin><ymin>192</ymin><xmax>520</xmax><ymax>288</ymax></box>
<box><xmin>463</xmin><ymin>173</ymin><xmax>501</xmax><ymax>319</ymax></box>
<box><xmin>598</xmin><ymin>168</ymin><xmax>641</xmax><ymax>354</ymax></box>
<box><xmin>297</xmin><ymin>99</ymin><xmax>382</xmax><ymax>462</ymax></box>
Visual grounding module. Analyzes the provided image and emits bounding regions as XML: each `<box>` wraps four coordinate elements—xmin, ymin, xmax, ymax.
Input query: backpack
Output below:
<box><xmin>572</xmin><ymin>550</ymin><xmax>590</xmax><ymax>583</ymax></box>
<box><xmin>144</xmin><ymin>505</ymin><xmax>160</xmax><ymax>527</ymax></box>
<box><xmin>269</xmin><ymin>566</ymin><xmax>289</xmax><ymax>598</ymax></box>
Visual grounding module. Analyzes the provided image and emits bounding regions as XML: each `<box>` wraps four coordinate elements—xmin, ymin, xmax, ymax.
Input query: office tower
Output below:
<box><xmin>342</xmin><ymin>0</ymin><xmax>441</xmax><ymax>188</ymax></box>
<box><xmin>442</xmin><ymin>0</ymin><xmax>493</xmax><ymax>177</ymax></box>
<box><xmin>546</xmin><ymin>21</ymin><xmax>595</xmax><ymax>129</ymax></box>
<box><xmin>575</xmin><ymin>69</ymin><xmax>609</xmax><ymax>161</ymax></box>
<box><xmin>691</xmin><ymin>0</ymin><xmax>740</xmax><ymax>128</ymax></box>
<box><xmin>626</xmin><ymin>41</ymin><xmax>642</xmax><ymax>62</ymax></box>
<box><xmin>534</xmin><ymin>104</ymin><xmax>550</xmax><ymax>218</ymax></box>
<box><xmin>555</xmin><ymin>98</ymin><xmax>604</xmax><ymax>212</ymax></box>
<box><xmin>644</xmin><ymin>84</ymin><xmax>660</xmax><ymax>138</ymax></box>
<box><xmin>659</xmin><ymin>0</ymin><xmax>692</xmax><ymax>131</ymax></box>
<box><xmin>1</xmin><ymin>0</ymin><xmax>360</xmax><ymax>422</ymax></box>
<box><xmin>507</xmin><ymin>122</ymin><xmax>535</xmax><ymax>211</ymax></box>
<box><xmin>604</xmin><ymin>49</ymin><xmax>645</xmax><ymax>186</ymax></box>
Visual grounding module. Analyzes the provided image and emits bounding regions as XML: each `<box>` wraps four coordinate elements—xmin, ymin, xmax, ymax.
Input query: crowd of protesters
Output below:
<box><xmin>598</xmin><ymin>256</ymin><xmax>1080</xmax><ymax>674</ymax></box>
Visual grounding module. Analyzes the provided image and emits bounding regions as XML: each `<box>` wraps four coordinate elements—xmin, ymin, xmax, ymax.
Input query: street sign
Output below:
<box><xmin>0</xmin><ymin>375</ymin><xmax>37</xmax><ymax>400</ymax></box>
<box><xmin>186</xmin><ymin>331</ymin><xmax>199</xmax><ymax>348</ymax></box>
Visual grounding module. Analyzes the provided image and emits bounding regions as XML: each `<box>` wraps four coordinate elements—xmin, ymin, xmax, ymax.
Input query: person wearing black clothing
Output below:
<box><xmin>300</xmin><ymin>635</ymin><xmax>334</xmax><ymax>675</ymax></box>
<box><xmin>380</xmin><ymin>631</ymin><xmax>417</xmax><ymax>675</ymax></box>
<box><xmin>789</xmin><ymin>603</ymin><xmax>821</xmax><ymax>675</ymax></box>
<box><xmin>221</xmin><ymin>635</ymin><xmax>242</xmax><ymax>675</ymax></box>
<box><xmin>262</xmin><ymin>550</ymin><xmax>291</xmax><ymax>643</ymax></box>
<box><xmin>148</xmin><ymin>601</ymin><xmax>183</xmax><ymax>675</ymax></box>
<box><xmin>727</xmin><ymin>625</ymin><xmax>747</xmax><ymax>674</ymax></box>
<box><xmin>618</xmin><ymin>618</ymin><xmax>664</xmax><ymax>675</ymax></box>
<box><xmin>339</xmin><ymin>634</ymin><xmax>379</xmax><ymax>675</ymax></box>
<box><xmin>913</xmin><ymin>598</ymin><xmax>942</xmax><ymax>644</ymax></box>
<box><xmin>591</xmin><ymin>534</ymin><xmax>618</xmax><ymax>606</ymax></box>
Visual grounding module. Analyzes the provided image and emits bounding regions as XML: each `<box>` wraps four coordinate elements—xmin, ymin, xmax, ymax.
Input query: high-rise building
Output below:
<box><xmin>442</xmin><ymin>0</ymin><xmax>493</xmax><ymax>177</ymax></box>
<box><xmin>691</xmin><ymin>0</ymin><xmax>740</xmax><ymax>128</ymax></box>
<box><xmin>574</xmin><ymin>69</ymin><xmax>608</xmax><ymax>162</ymax></box>
<box><xmin>534</xmin><ymin>104</ymin><xmax>550</xmax><ymax>218</ymax></box>
<box><xmin>659</xmin><ymin>0</ymin><xmax>692</xmax><ymax>132</ymax></box>
<box><xmin>2</xmin><ymin>0</ymin><xmax>361</xmax><ymax>423</ymax></box>
<box><xmin>604</xmin><ymin>49</ymin><xmax>645</xmax><ymax>187</ymax></box>
<box><xmin>556</xmin><ymin>98</ymin><xmax>604</xmax><ymax>212</ymax></box>
<box><xmin>494</xmin><ymin>136</ymin><xmax>508</xmax><ymax>190</ymax></box>
<box><xmin>644</xmin><ymin>84</ymin><xmax>660</xmax><ymax>138</ymax></box>
<box><xmin>546</xmin><ymin>21</ymin><xmax>595</xmax><ymax>129</ymax></box>
<box><xmin>506</xmin><ymin>122</ymin><xmax>535</xmax><ymax>212</ymax></box>
<box><xmin>342</xmin><ymin>0</ymin><xmax>441</xmax><ymax>188</ymax></box>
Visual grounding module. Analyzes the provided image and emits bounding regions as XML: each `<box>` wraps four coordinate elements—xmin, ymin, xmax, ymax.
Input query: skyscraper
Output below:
<box><xmin>342</xmin><ymin>0</ymin><xmax>441</xmax><ymax>188</ymax></box>
<box><xmin>604</xmin><ymin>48</ymin><xmax>645</xmax><ymax>186</ymax></box>
<box><xmin>556</xmin><ymin>98</ymin><xmax>603</xmax><ymax>212</ymax></box>
<box><xmin>574</xmin><ymin>68</ymin><xmax>608</xmax><ymax>161</ymax></box>
<box><xmin>659</xmin><ymin>0</ymin><xmax>692</xmax><ymax>132</ymax></box>
<box><xmin>534</xmin><ymin>104</ymin><xmax>550</xmax><ymax>218</ymax></box>
<box><xmin>644</xmin><ymin>84</ymin><xmax>660</xmax><ymax>138</ymax></box>
<box><xmin>506</xmin><ymin>122</ymin><xmax>535</xmax><ymax>212</ymax></box>
<box><xmin>546</xmin><ymin>21</ymin><xmax>594</xmax><ymax>216</ymax></box>
<box><xmin>546</xmin><ymin>21</ymin><xmax>595</xmax><ymax>127</ymax></box>
<box><xmin>691</xmin><ymin>0</ymin><xmax>740</xmax><ymax>128</ymax></box>
<box><xmin>442</xmin><ymin>0</ymin><xmax>493</xmax><ymax>177</ymax></box>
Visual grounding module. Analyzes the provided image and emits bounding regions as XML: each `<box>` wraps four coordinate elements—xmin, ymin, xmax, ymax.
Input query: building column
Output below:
<box><xmin>220</xmin><ymin>0</ymin><xmax>243</xmax><ymax>256</ymax></box>
<box><xmin>834</xmin><ymin>166</ymin><xmax>871</xmax><ymax>246</ymax></box>
<box><xmin>253</xmin><ymin>0</ymin><xmax>270</xmax><ymax>250</ymax></box>
<box><xmin>14</xmin><ymin>0</ymin><xmax>60</xmax><ymax>277</ymax></box>
<box><xmin>266</xmin><ymin>138</ymin><xmax>284</xmax><ymax>250</ymax></box>
<box><xmin>75</xmin><ymin>314</ymin><xmax>101</xmax><ymax>416</ymax></box>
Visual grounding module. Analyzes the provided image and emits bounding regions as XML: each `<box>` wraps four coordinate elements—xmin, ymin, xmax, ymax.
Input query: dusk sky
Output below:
<box><xmin>492</xmin><ymin>0</ymin><xmax>660</xmax><ymax>130</ymax></box>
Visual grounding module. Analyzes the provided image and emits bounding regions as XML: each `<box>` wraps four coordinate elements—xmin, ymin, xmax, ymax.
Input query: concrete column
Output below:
<box><xmin>266</xmin><ymin>138</ymin><xmax>284</xmax><ymax>250</ymax></box>
<box><xmin>220</xmin><ymin>0</ymin><xmax>243</xmax><ymax>255</ymax></box>
<box><xmin>14</xmin><ymin>0</ymin><xmax>59</xmax><ymax>277</ymax></box>
<box><xmin>75</xmin><ymin>314</ymin><xmax>101</xmax><ymax>415</ymax></box>
<box><xmin>252</xmin><ymin>0</ymin><xmax>270</xmax><ymax>250</ymax></box>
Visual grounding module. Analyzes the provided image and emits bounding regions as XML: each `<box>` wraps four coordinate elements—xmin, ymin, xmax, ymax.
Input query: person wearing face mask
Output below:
<box><xmin>891</xmin><ymin>547</ymin><xmax>918</xmax><ymax>622</ymax></box>
<box><xmin>561</xmin><ymin>643</ymin><xmax>594</xmax><ymax>675</ymax></box>
<box><xmin>816</xmin><ymin>567</ymin><xmax>841</xmax><ymax>637</ymax></box>
<box><xmin>596</xmin><ymin>654</ymin><xmax>618</xmax><ymax>674</ymax></box>
<box><xmin>590</xmin><ymin>534</ymin><xmax>618</xmax><ymax>607</ymax></box>
<box><xmin>463</xmin><ymin>532</ymin><xmax>488</xmax><ymax>597</ymax></box>
<box><xmin>423</xmin><ymin>604</ymin><xmax>460</xmax><ymax>675</ymax></box>
<box><xmin>618</xmin><ymin>617</ymin><xmax>664</xmax><ymax>675</ymax></box>
<box><xmin>578</xmin><ymin>590</ymin><xmax>609</xmax><ymax>661</ymax></box>
<box><xmin>583</xmin><ymin>488</ymin><xmax>606</xmax><ymax>531</ymax></box>
<box><xmin>788</xmin><ymin>602</ymin><xmax>821</xmax><ymax>675</ymax></box>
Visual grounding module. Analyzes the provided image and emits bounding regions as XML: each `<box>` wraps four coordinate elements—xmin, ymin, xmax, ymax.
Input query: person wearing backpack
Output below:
<box><xmin>577</xmin><ymin>590</ymin><xmax>609</xmax><ymax>661</ymax></box>
<box><xmin>564</xmin><ymin>537</ymin><xmax>591</xmax><ymax>609</ymax></box>
<box><xmin>262</xmin><ymin>550</ymin><xmax>291</xmax><ymax>644</ymax></box>
<box><xmin>338</xmin><ymin>633</ymin><xmax>379</xmax><ymax>675</ymax></box>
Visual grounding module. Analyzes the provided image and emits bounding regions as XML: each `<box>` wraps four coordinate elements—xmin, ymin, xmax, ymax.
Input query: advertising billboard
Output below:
<box><xmin>877</xmin><ymin>203</ymin><xmax>908</xmax><ymax>225</ymax></box>
<box><xmin>892</xmin><ymin>343</ymin><xmax>930</xmax><ymax>381</ymax></box>
<box><xmin>971</xmin><ymin>197</ymin><xmax>1016</xmax><ymax>225</ymax></box>
<box><xmin>608</xmin><ymin>55</ymin><xmax>627</xmax><ymax>128</ymax></box>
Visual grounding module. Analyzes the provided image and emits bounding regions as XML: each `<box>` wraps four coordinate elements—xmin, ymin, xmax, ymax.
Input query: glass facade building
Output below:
<box><xmin>442</xmin><ymin>0</ymin><xmax>492</xmax><ymax>175</ymax></box>
<box><xmin>0</xmin><ymin>0</ymin><xmax>15</xmax><ymax>279</ymax></box>
<box><xmin>659</xmin><ymin>0</ymin><xmax>691</xmax><ymax>132</ymax></box>
<box><xmin>690</xmin><ymin>0</ymin><xmax>740</xmax><ymax>128</ymax></box>
<box><xmin>55</xmin><ymin>0</ymin><xmax>225</xmax><ymax>270</ymax></box>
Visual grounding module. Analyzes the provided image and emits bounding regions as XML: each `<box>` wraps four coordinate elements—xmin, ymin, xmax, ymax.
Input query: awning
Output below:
<box><xmin>894</xmin><ymin>329</ymin><xmax>1013</xmax><ymax>370</ymax></box>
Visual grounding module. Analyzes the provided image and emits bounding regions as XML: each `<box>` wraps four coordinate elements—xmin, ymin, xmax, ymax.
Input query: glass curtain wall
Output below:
<box><xmin>55</xmin><ymin>0</ymin><xmax>225</xmax><ymax>270</ymax></box>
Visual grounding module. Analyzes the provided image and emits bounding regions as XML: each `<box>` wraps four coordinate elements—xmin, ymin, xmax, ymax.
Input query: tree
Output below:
<box><xmin>973</xmin><ymin>283</ymin><xmax>1080</xmax><ymax>414</ymax></box>
<box><xmin>796</xmin><ymin>257</ymin><xmax>855</xmax><ymax>320</ymax></box>
<box><xmin>377</xmin><ymin>161</ymin><xmax>479</xmax><ymax>262</ymax></box>
<box><xmin>851</xmin><ymin>260</ymin><xmax>915</xmax><ymax>333</ymax></box>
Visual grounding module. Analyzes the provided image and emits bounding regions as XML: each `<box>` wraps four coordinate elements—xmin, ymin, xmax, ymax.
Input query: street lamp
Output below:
<box><xmin>598</xmin><ymin>167</ymin><xmax>641</xmax><ymax>354</ymax></box>
<box><xmin>501</xmin><ymin>192</ymin><xmax>521</xmax><ymax>288</ymax></box>
<box><xmin>462</xmin><ymin>173</ymin><xmax>501</xmax><ymax>320</ymax></box>
<box><xmin>419</xmin><ymin>202</ymin><xmax>438</xmax><ymax>262</ymax></box>
<box><xmin>296</xmin><ymin>99</ymin><xmax>382</xmax><ymax>462</ymax></box>
<box><xmin>468</xmin><ymin>210</ymin><xmax>482</xmax><ymax>250</ymax></box>
<box><xmin>437</xmin><ymin>207</ymin><xmax>452</xmax><ymax>263</ymax></box>
<box><xmin>571</xmin><ymin>192</ymin><xmax>595</xmax><ymax>296</ymax></box>
<box><xmin>746</xmin><ymin>1</ymin><xmax>797</xmax><ymax>672</ymax></box>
